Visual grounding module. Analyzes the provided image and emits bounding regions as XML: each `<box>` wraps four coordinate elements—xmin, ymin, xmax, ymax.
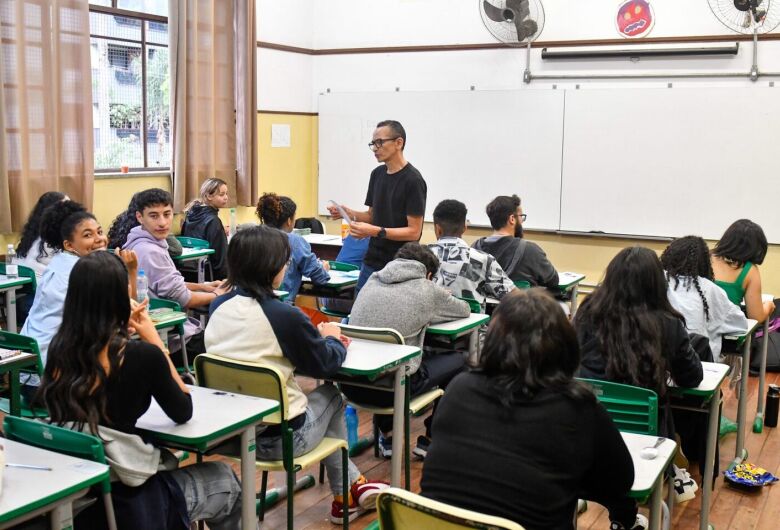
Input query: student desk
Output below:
<box><xmin>173</xmin><ymin>247</ymin><xmax>215</xmax><ymax>284</ymax></box>
<box><xmin>149</xmin><ymin>309</ymin><xmax>190</xmax><ymax>377</ymax></box>
<box><xmin>136</xmin><ymin>385</ymin><xmax>280</xmax><ymax>530</ymax></box>
<box><xmin>426</xmin><ymin>313</ymin><xmax>490</xmax><ymax>363</ymax></box>
<box><xmin>328</xmin><ymin>337</ymin><xmax>421</xmax><ymax>488</ymax></box>
<box><xmin>0</xmin><ymin>438</ymin><xmax>110</xmax><ymax>530</ymax></box>
<box><xmin>724</xmin><ymin>318</ymin><xmax>760</xmax><ymax>469</ymax></box>
<box><xmin>274</xmin><ymin>289</ymin><xmax>289</xmax><ymax>301</ymax></box>
<box><xmin>621</xmin><ymin>432</ymin><xmax>677</xmax><ymax>530</ymax></box>
<box><xmin>485</xmin><ymin>271</ymin><xmax>586</xmax><ymax>314</ymax></box>
<box><xmin>752</xmin><ymin>293</ymin><xmax>774</xmax><ymax>433</ymax></box>
<box><xmin>0</xmin><ymin>351</ymin><xmax>38</xmax><ymax>416</ymax></box>
<box><xmin>302</xmin><ymin>233</ymin><xmax>343</xmax><ymax>261</ymax></box>
<box><xmin>669</xmin><ymin>361</ymin><xmax>729</xmax><ymax>530</ymax></box>
<box><xmin>300</xmin><ymin>269</ymin><xmax>359</xmax><ymax>298</ymax></box>
<box><xmin>0</xmin><ymin>275</ymin><xmax>32</xmax><ymax>333</ymax></box>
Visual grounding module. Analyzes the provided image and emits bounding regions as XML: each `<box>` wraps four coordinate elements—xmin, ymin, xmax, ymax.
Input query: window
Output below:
<box><xmin>89</xmin><ymin>1</ymin><xmax>170</xmax><ymax>172</ymax></box>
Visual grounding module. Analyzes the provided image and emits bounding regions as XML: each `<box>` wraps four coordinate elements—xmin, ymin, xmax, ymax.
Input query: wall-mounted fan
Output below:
<box><xmin>708</xmin><ymin>0</ymin><xmax>780</xmax><ymax>34</ymax></box>
<box><xmin>480</xmin><ymin>0</ymin><xmax>545</xmax><ymax>46</ymax></box>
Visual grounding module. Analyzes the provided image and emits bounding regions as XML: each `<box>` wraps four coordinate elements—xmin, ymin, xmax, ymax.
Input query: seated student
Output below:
<box><xmin>108</xmin><ymin>192</ymin><xmax>183</xmax><ymax>259</ymax></box>
<box><xmin>122</xmin><ymin>189</ymin><xmax>226</xmax><ymax>361</ymax></box>
<box><xmin>428</xmin><ymin>199</ymin><xmax>514</xmax><ymax>307</ymax></box>
<box><xmin>421</xmin><ymin>289</ymin><xmax>640</xmax><ymax>530</ymax></box>
<box><xmin>661</xmin><ymin>236</ymin><xmax>747</xmax><ymax>361</ymax></box>
<box><xmin>711</xmin><ymin>219</ymin><xmax>775</xmax><ymax>323</ymax></box>
<box><xmin>574</xmin><ymin>246</ymin><xmax>704</xmax><ymax>503</ymax></box>
<box><xmin>37</xmin><ymin>251</ymin><xmax>243</xmax><ymax>530</ymax></box>
<box><xmin>13</xmin><ymin>191</ymin><xmax>67</xmax><ymax>282</ymax></box>
<box><xmin>256</xmin><ymin>192</ymin><xmax>330</xmax><ymax>301</ymax></box>
<box><xmin>181</xmin><ymin>178</ymin><xmax>229</xmax><ymax>280</ymax></box>
<box><xmin>472</xmin><ymin>194</ymin><xmax>559</xmax><ymax>289</ymax></box>
<box><xmin>20</xmin><ymin>201</ymin><xmax>114</xmax><ymax>392</ymax></box>
<box><xmin>204</xmin><ymin>226</ymin><xmax>388</xmax><ymax>524</ymax></box>
<box><xmin>344</xmin><ymin>243</ymin><xmax>470</xmax><ymax>458</ymax></box>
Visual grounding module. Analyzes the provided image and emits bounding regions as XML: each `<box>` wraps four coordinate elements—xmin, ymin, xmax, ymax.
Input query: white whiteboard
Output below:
<box><xmin>560</xmin><ymin>87</ymin><xmax>780</xmax><ymax>242</ymax></box>
<box><xmin>318</xmin><ymin>90</ymin><xmax>566</xmax><ymax>230</ymax></box>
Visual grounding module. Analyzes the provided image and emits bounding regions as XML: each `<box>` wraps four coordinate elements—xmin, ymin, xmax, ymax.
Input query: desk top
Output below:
<box><xmin>303</xmin><ymin>233</ymin><xmax>344</xmax><ymax>247</ymax></box>
<box><xmin>338</xmin><ymin>338</ymin><xmax>421</xmax><ymax>377</ymax></box>
<box><xmin>303</xmin><ymin>269</ymin><xmax>359</xmax><ymax>289</ymax></box>
<box><xmin>149</xmin><ymin>310</ymin><xmax>188</xmax><ymax>329</ymax></box>
<box><xmin>621</xmin><ymin>432</ymin><xmax>677</xmax><ymax>498</ymax></box>
<box><xmin>669</xmin><ymin>361</ymin><xmax>729</xmax><ymax>397</ymax></box>
<box><xmin>427</xmin><ymin>313</ymin><xmax>490</xmax><ymax>336</ymax></box>
<box><xmin>558</xmin><ymin>272</ymin><xmax>586</xmax><ymax>289</ymax></box>
<box><xmin>0</xmin><ymin>351</ymin><xmax>37</xmax><ymax>371</ymax></box>
<box><xmin>0</xmin><ymin>275</ymin><xmax>32</xmax><ymax>289</ymax></box>
<box><xmin>725</xmin><ymin>318</ymin><xmax>760</xmax><ymax>340</ymax></box>
<box><xmin>274</xmin><ymin>290</ymin><xmax>289</xmax><ymax>301</ymax></box>
<box><xmin>173</xmin><ymin>247</ymin><xmax>215</xmax><ymax>261</ymax></box>
<box><xmin>136</xmin><ymin>385</ymin><xmax>279</xmax><ymax>451</ymax></box>
<box><xmin>0</xmin><ymin>438</ymin><xmax>109</xmax><ymax>524</ymax></box>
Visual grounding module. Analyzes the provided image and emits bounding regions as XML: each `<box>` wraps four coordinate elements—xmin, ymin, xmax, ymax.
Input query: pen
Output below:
<box><xmin>6</xmin><ymin>463</ymin><xmax>53</xmax><ymax>471</ymax></box>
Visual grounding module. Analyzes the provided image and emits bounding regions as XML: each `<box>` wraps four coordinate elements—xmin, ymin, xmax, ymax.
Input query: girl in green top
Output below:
<box><xmin>711</xmin><ymin>219</ymin><xmax>774</xmax><ymax>323</ymax></box>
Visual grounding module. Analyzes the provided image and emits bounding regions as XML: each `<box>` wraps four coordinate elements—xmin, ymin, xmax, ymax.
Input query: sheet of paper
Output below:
<box><xmin>271</xmin><ymin>124</ymin><xmax>291</xmax><ymax>148</ymax></box>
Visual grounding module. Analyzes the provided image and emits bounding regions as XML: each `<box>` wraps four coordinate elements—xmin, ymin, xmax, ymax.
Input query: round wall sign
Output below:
<box><xmin>616</xmin><ymin>0</ymin><xmax>655</xmax><ymax>38</ymax></box>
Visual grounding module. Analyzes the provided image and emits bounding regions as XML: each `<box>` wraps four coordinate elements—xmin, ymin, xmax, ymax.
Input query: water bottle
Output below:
<box><xmin>5</xmin><ymin>244</ymin><xmax>17</xmax><ymax>278</ymax></box>
<box><xmin>136</xmin><ymin>269</ymin><xmax>148</xmax><ymax>303</ymax></box>
<box><xmin>341</xmin><ymin>218</ymin><xmax>350</xmax><ymax>240</ymax></box>
<box><xmin>765</xmin><ymin>384</ymin><xmax>780</xmax><ymax>428</ymax></box>
<box><xmin>345</xmin><ymin>405</ymin><xmax>359</xmax><ymax>448</ymax></box>
<box><xmin>229</xmin><ymin>208</ymin><xmax>237</xmax><ymax>239</ymax></box>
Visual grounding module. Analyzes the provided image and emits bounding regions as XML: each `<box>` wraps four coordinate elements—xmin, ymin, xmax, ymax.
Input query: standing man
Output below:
<box><xmin>328</xmin><ymin>120</ymin><xmax>427</xmax><ymax>290</ymax></box>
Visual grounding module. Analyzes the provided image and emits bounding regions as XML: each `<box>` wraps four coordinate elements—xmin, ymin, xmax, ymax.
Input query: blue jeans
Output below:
<box><xmin>356</xmin><ymin>263</ymin><xmax>378</xmax><ymax>294</ymax></box>
<box><xmin>256</xmin><ymin>384</ymin><xmax>360</xmax><ymax>496</ymax></box>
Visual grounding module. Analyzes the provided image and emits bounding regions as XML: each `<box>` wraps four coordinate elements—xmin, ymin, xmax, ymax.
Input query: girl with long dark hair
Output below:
<box><xmin>38</xmin><ymin>251</ymin><xmax>242</xmax><ymax>530</ymax></box>
<box><xmin>14</xmin><ymin>191</ymin><xmax>67</xmax><ymax>281</ymax></box>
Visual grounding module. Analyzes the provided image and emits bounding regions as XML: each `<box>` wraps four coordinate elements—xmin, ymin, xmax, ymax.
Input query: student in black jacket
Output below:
<box><xmin>181</xmin><ymin>178</ymin><xmax>230</xmax><ymax>280</ymax></box>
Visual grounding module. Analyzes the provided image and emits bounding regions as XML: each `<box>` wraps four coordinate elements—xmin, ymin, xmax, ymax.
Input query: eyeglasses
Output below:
<box><xmin>368</xmin><ymin>137</ymin><xmax>400</xmax><ymax>150</ymax></box>
<box><xmin>515</xmin><ymin>213</ymin><xmax>527</xmax><ymax>222</ymax></box>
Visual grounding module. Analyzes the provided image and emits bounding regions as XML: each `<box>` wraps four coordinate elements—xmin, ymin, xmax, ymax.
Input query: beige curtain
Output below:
<box><xmin>169</xmin><ymin>0</ymin><xmax>257</xmax><ymax>211</ymax></box>
<box><xmin>0</xmin><ymin>0</ymin><xmax>94</xmax><ymax>233</ymax></box>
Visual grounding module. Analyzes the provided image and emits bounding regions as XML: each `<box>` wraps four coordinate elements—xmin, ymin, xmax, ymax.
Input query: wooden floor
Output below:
<box><xmin>199</xmin><ymin>371</ymin><xmax>780</xmax><ymax>530</ymax></box>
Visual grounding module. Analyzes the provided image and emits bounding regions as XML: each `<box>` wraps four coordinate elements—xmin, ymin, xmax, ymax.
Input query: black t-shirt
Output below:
<box><xmin>363</xmin><ymin>163</ymin><xmax>427</xmax><ymax>269</ymax></box>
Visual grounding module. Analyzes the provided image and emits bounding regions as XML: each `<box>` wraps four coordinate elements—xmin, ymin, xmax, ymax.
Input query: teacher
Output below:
<box><xmin>328</xmin><ymin>120</ymin><xmax>427</xmax><ymax>291</ymax></box>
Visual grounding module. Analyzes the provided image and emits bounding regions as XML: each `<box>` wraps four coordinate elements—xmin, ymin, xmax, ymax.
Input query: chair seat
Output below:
<box><xmin>348</xmin><ymin>388</ymin><xmax>444</xmax><ymax>416</ymax></box>
<box><xmin>0</xmin><ymin>397</ymin><xmax>48</xmax><ymax>418</ymax></box>
<box><xmin>254</xmin><ymin>436</ymin><xmax>348</xmax><ymax>472</ymax></box>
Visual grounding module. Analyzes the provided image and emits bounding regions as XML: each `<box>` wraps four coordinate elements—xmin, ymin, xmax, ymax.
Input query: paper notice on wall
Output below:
<box><xmin>271</xmin><ymin>124</ymin><xmax>291</xmax><ymax>148</ymax></box>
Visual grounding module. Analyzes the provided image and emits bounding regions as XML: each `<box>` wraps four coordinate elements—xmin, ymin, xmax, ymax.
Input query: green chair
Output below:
<box><xmin>317</xmin><ymin>261</ymin><xmax>360</xmax><ymax>318</ymax></box>
<box><xmin>456</xmin><ymin>297</ymin><xmax>483</xmax><ymax>314</ymax></box>
<box><xmin>514</xmin><ymin>280</ymin><xmax>531</xmax><ymax>289</ymax></box>
<box><xmin>194</xmin><ymin>354</ymin><xmax>350</xmax><ymax>529</ymax></box>
<box><xmin>0</xmin><ymin>331</ymin><xmax>47</xmax><ymax>418</ymax></box>
<box><xmin>366</xmin><ymin>487</ymin><xmax>525</xmax><ymax>530</ymax></box>
<box><xmin>337</xmin><ymin>324</ymin><xmax>442</xmax><ymax>490</ymax></box>
<box><xmin>3</xmin><ymin>416</ymin><xmax>118</xmax><ymax>530</ymax></box>
<box><xmin>0</xmin><ymin>263</ymin><xmax>37</xmax><ymax>327</ymax></box>
<box><xmin>148</xmin><ymin>297</ymin><xmax>193</xmax><ymax>382</ymax></box>
<box><xmin>175</xmin><ymin>236</ymin><xmax>209</xmax><ymax>249</ymax></box>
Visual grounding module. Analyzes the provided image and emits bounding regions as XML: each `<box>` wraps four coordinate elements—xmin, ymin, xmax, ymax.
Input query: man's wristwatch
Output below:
<box><xmin>377</xmin><ymin>227</ymin><xmax>387</xmax><ymax>239</ymax></box>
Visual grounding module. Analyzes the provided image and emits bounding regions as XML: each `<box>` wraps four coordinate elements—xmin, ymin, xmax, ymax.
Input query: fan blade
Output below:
<box><xmin>483</xmin><ymin>0</ymin><xmax>506</xmax><ymax>22</ymax></box>
<box><xmin>513</xmin><ymin>16</ymin><xmax>529</xmax><ymax>41</ymax></box>
<box><xmin>522</xmin><ymin>18</ymin><xmax>539</xmax><ymax>38</ymax></box>
<box><xmin>507</xmin><ymin>0</ymin><xmax>531</xmax><ymax>18</ymax></box>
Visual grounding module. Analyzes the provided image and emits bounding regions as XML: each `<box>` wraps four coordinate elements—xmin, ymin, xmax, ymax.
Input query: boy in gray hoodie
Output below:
<box><xmin>344</xmin><ymin>242</ymin><xmax>470</xmax><ymax>458</ymax></box>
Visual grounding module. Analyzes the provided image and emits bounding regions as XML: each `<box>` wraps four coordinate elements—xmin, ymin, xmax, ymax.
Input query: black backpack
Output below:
<box><xmin>750</xmin><ymin>299</ymin><xmax>780</xmax><ymax>374</ymax></box>
<box><xmin>294</xmin><ymin>217</ymin><xmax>324</xmax><ymax>234</ymax></box>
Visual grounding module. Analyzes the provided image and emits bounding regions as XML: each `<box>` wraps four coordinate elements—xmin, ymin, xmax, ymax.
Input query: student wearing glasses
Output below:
<box><xmin>472</xmin><ymin>194</ymin><xmax>559</xmax><ymax>290</ymax></box>
<box><xmin>326</xmin><ymin>120</ymin><xmax>427</xmax><ymax>291</ymax></box>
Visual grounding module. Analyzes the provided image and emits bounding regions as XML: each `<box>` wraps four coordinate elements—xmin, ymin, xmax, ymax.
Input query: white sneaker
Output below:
<box><xmin>674</xmin><ymin>465</ymin><xmax>698</xmax><ymax>503</ymax></box>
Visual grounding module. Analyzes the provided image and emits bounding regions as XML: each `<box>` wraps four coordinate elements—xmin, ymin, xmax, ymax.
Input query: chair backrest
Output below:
<box><xmin>578</xmin><ymin>378</ymin><xmax>659</xmax><ymax>435</ymax></box>
<box><xmin>194</xmin><ymin>353</ymin><xmax>288</xmax><ymax>424</ymax></box>
<box><xmin>457</xmin><ymin>297</ymin><xmax>483</xmax><ymax>314</ymax></box>
<box><xmin>513</xmin><ymin>280</ymin><xmax>531</xmax><ymax>289</ymax></box>
<box><xmin>375</xmin><ymin>487</ymin><xmax>525</xmax><ymax>530</ymax></box>
<box><xmin>338</xmin><ymin>324</ymin><xmax>405</xmax><ymax>345</ymax></box>
<box><xmin>175</xmin><ymin>236</ymin><xmax>209</xmax><ymax>249</ymax></box>
<box><xmin>3</xmin><ymin>416</ymin><xmax>111</xmax><ymax>493</ymax></box>
<box><xmin>294</xmin><ymin>217</ymin><xmax>324</xmax><ymax>234</ymax></box>
<box><xmin>0</xmin><ymin>330</ymin><xmax>43</xmax><ymax>375</ymax></box>
<box><xmin>0</xmin><ymin>263</ymin><xmax>37</xmax><ymax>291</ymax></box>
<box><xmin>329</xmin><ymin>261</ymin><xmax>360</xmax><ymax>272</ymax></box>
<box><xmin>149</xmin><ymin>297</ymin><xmax>183</xmax><ymax>312</ymax></box>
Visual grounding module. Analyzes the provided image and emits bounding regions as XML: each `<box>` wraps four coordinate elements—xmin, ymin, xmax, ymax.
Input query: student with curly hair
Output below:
<box><xmin>13</xmin><ymin>191</ymin><xmax>67</xmax><ymax>281</ymax></box>
<box><xmin>256</xmin><ymin>192</ymin><xmax>330</xmax><ymax>301</ymax></box>
<box><xmin>712</xmin><ymin>219</ymin><xmax>775</xmax><ymax>322</ymax></box>
<box><xmin>181</xmin><ymin>178</ymin><xmax>229</xmax><ymax>280</ymax></box>
<box><xmin>661</xmin><ymin>236</ymin><xmax>747</xmax><ymax>360</ymax></box>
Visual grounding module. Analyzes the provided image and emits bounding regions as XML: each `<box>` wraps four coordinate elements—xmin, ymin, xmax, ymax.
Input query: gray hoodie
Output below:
<box><xmin>349</xmin><ymin>258</ymin><xmax>470</xmax><ymax>372</ymax></box>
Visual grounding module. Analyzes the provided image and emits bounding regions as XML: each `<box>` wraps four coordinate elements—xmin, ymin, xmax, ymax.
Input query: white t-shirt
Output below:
<box><xmin>666</xmin><ymin>273</ymin><xmax>748</xmax><ymax>360</ymax></box>
<box><xmin>13</xmin><ymin>237</ymin><xmax>58</xmax><ymax>282</ymax></box>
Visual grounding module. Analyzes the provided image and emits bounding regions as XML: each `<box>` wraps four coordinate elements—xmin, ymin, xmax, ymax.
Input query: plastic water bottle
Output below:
<box><xmin>345</xmin><ymin>405</ymin><xmax>359</xmax><ymax>448</ymax></box>
<box><xmin>341</xmin><ymin>218</ymin><xmax>350</xmax><ymax>240</ymax></box>
<box><xmin>229</xmin><ymin>208</ymin><xmax>237</xmax><ymax>239</ymax></box>
<box><xmin>136</xmin><ymin>269</ymin><xmax>148</xmax><ymax>303</ymax></box>
<box><xmin>5</xmin><ymin>244</ymin><xmax>18</xmax><ymax>278</ymax></box>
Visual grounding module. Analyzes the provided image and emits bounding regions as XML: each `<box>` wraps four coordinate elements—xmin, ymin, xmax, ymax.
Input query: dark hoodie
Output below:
<box><xmin>472</xmin><ymin>235</ymin><xmax>559</xmax><ymax>289</ymax></box>
<box><xmin>181</xmin><ymin>203</ymin><xmax>228</xmax><ymax>280</ymax></box>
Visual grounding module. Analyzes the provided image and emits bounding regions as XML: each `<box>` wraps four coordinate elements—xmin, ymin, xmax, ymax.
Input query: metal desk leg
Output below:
<box><xmin>732</xmin><ymin>334</ymin><xmax>752</xmax><ymax>468</ymax></box>
<box><xmin>754</xmin><ymin>319</ymin><xmax>770</xmax><ymax>433</ymax></box>
<box><xmin>700</xmin><ymin>390</ymin><xmax>720</xmax><ymax>530</ymax></box>
<box><xmin>49</xmin><ymin>501</ymin><xmax>74</xmax><ymax>530</ymax></box>
<box><xmin>240</xmin><ymin>426</ymin><xmax>257</xmax><ymax>530</ymax></box>
<box><xmin>197</xmin><ymin>257</ymin><xmax>207</xmax><ymax>284</ymax></box>
<box><xmin>468</xmin><ymin>329</ymin><xmax>479</xmax><ymax>364</ymax></box>
<box><xmin>391</xmin><ymin>364</ymin><xmax>408</xmax><ymax>487</ymax></box>
<box><xmin>649</xmin><ymin>474</ymin><xmax>663</xmax><ymax>530</ymax></box>
<box><xmin>5</xmin><ymin>287</ymin><xmax>18</xmax><ymax>333</ymax></box>
<box><xmin>569</xmin><ymin>284</ymin><xmax>579</xmax><ymax>316</ymax></box>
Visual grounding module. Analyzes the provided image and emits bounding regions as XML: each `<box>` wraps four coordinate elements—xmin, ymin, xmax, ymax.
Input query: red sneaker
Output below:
<box><xmin>351</xmin><ymin>479</ymin><xmax>390</xmax><ymax>510</ymax></box>
<box><xmin>329</xmin><ymin>498</ymin><xmax>363</xmax><ymax>525</ymax></box>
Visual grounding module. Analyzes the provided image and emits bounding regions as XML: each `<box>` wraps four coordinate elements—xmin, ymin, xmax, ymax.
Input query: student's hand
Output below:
<box><xmin>317</xmin><ymin>322</ymin><xmax>342</xmax><ymax>339</ymax></box>
<box><xmin>117</xmin><ymin>248</ymin><xmax>138</xmax><ymax>274</ymax></box>
<box><xmin>321</xmin><ymin>260</ymin><xmax>331</xmax><ymax>272</ymax></box>
<box><xmin>203</xmin><ymin>280</ymin><xmax>225</xmax><ymax>293</ymax></box>
<box><xmin>212</xmin><ymin>284</ymin><xmax>230</xmax><ymax>297</ymax></box>
<box><xmin>337</xmin><ymin>334</ymin><xmax>352</xmax><ymax>349</ymax></box>
<box><xmin>765</xmin><ymin>300</ymin><xmax>776</xmax><ymax>319</ymax></box>
<box><xmin>128</xmin><ymin>299</ymin><xmax>161</xmax><ymax>345</ymax></box>
<box><xmin>349</xmin><ymin>222</ymin><xmax>377</xmax><ymax>239</ymax></box>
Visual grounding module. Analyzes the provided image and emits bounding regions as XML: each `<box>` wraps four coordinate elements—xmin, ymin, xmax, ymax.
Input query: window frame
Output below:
<box><xmin>89</xmin><ymin>2</ymin><xmax>170</xmax><ymax>173</ymax></box>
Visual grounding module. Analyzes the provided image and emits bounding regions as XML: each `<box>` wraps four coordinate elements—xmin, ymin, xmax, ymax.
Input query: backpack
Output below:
<box><xmin>750</xmin><ymin>300</ymin><xmax>780</xmax><ymax>374</ymax></box>
<box><xmin>294</xmin><ymin>217</ymin><xmax>324</xmax><ymax>234</ymax></box>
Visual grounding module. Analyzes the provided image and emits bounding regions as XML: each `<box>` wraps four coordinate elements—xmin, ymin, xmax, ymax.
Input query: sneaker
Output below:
<box><xmin>329</xmin><ymin>498</ymin><xmax>364</xmax><ymax>525</ymax></box>
<box><xmin>378</xmin><ymin>433</ymin><xmax>392</xmax><ymax>459</ymax></box>
<box><xmin>351</xmin><ymin>479</ymin><xmax>390</xmax><ymax>509</ymax></box>
<box><xmin>674</xmin><ymin>465</ymin><xmax>698</xmax><ymax>503</ymax></box>
<box><xmin>412</xmin><ymin>435</ymin><xmax>430</xmax><ymax>460</ymax></box>
<box><xmin>576</xmin><ymin>499</ymin><xmax>588</xmax><ymax>515</ymax></box>
<box><xmin>609</xmin><ymin>513</ymin><xmax>648</xmax><ymax>530</ymax></box>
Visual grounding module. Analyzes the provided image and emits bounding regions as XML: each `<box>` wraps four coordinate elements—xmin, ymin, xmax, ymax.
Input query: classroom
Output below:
<box><xmin>1</xmin><ymin>0</ymin><xmax>780</xmax><ymax>529</ymax></box>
